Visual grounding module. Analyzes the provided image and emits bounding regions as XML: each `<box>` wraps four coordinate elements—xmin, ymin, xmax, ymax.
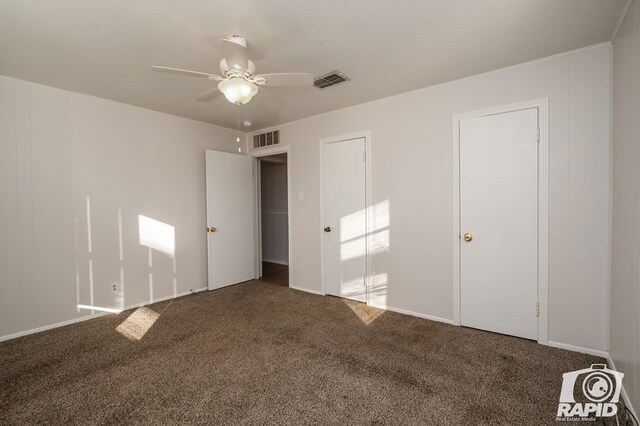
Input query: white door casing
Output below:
<box><xmin>205</xmin><ymin>150</ymin><xmax>255</xmax><ymax>290</ymax></box>
<box><xmin>321</xmin><ymin>137</ymin><xmax>367</xmax><ymax>302</ymax></box>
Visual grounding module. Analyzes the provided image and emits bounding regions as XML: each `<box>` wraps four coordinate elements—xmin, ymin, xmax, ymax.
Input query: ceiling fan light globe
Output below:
<box><xmin>218</xmin><ymin>78</ymin><xmax>258</xmax><ymax>105</ymax></box>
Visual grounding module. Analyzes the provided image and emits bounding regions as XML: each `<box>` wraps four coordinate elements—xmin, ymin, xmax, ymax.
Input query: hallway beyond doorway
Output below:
<box><xmin>261</xmin><ymin>262</ymin><xmax>288</xmax><ymax>287</ymax></box>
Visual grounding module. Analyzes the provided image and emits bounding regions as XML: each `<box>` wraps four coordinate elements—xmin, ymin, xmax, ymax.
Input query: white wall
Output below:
<box><xmin>249</xmin><ymin>43</ymin><xmax>612</xmax><ymax>354</ymax></box>
<box><xmin>611</xmin><ymin>0</ymin><xmax>640</xmax><ymax>412</ymax></box>
<box><xmin>260</xmin><ymin>160</ymin><xmax>289</xmax><ymax>265</ymax></box>
<box><xmin>0</xmin><ymin>75</ymin><xmax>239</xmax><ymax>340</ymax></box>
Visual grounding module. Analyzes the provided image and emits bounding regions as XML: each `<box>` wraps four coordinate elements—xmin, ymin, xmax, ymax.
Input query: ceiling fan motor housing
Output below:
<box><xmin>219</xmin><ymin>58</ymin><xmax>255</xmax><ymax>78</ymax></box>
<box><xmin>224</xmin><ymin>35</ymin><xmax>247</xmax><ymax>48</ymax></box>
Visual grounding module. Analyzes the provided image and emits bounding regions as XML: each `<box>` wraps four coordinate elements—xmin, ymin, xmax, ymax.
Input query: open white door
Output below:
<box><xmin>459</xmin><ymin>108</ymin><xmax>538</xmax><ymax>340</ymax></box>
<box><xmin>206</xmin><ymin>150</ymin><xmax>255</xmax><ymax>290</ymax></box>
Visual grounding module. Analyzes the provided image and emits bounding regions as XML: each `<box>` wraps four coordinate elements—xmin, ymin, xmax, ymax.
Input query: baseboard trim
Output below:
<box><xmin>547</xmin><ymin>340</ymin><xmax>609</xmax><ymax>358</ymax></box>
<box><xmin>0</xmin><ymin>287</ymin><xmax>208</xmax><ymax>343</ymax></box>
<box><xmin>262</xmin><ymin>259</ymin><xmax>289</xmax><ymax>266</ymax></box>
<box><xmin>290</xmin><ymin>285</ymin><xmax>323</xmax><ymax>295</ymax></box>
<box><xmin>607</xmin><ymin>355</ymin><xmax>638</xmax><ymax>422</ymax></box>
<box><xmin>0</xmin><ymin>311</ymin><xmax>113</xmax><ymax>343</ymax></box>
<box><xmin>368</xmin><ymin>302</ymin><xmax>454</xmax><ymax>325</ymax></box>
<box><xmin>286</xmin><ymin>289</ymin><xmax>455</xmax><ymax>325</ymax></box>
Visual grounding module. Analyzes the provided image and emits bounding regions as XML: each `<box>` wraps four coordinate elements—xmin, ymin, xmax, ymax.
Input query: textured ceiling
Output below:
<box><xmin>0</xmin><ymin>0</ymin><xmax>628</xmax><ymax>130</ymax></box>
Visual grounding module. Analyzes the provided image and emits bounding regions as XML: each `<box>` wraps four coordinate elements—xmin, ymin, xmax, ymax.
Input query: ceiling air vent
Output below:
<box><xmin>253</xmin><ymin>130</ymin><xmax>280</xmax><ymax>149</ymax></box>
<box><xmin>314</xmin><ymin>71</ymin><xmax>350</xmax><ymax>89</ymax></box>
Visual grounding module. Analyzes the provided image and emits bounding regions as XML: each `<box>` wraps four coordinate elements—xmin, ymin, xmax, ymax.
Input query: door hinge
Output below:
<box><xmin>537</xmin><ymin>127</ymin><xmax>540</xmax><ymax>143</ymax></box>
<box><xmin>363</xmin><ymin>150</ymin><xmax>366</xmax><ymax>162</ymax></box>
<box><xmin>536</xmin><ymin>302</ymin><xmax>540</xmax><ymax>317</ymax></box>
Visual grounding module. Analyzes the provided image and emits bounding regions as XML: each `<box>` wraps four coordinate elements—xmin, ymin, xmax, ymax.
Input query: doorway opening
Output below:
<box><xmin>257</xmin><ymin>153</ymin><xmax>290</xmax><ymax>287</ymax></box>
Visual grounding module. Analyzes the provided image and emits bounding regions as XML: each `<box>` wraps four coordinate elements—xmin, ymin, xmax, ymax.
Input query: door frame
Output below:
<box><xmin>319</xmin><ymin>131</ymin><xmax>372</xmax><ymax>301</ymax></box>
<box><xmin>452</xmin><ymin>98</ymin><xmax>549</xmax><ymax>345</ymax></box>
<box><xmin>251</xmin><ymin>145</ymin><xmax>293</xmax><ymax>288</ymax></box>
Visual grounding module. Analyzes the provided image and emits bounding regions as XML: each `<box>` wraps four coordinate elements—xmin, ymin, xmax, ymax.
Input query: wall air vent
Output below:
<box><xmin>253</xmin><ymin>130</ymin><xmax>280</xmax><ymax>149</ymax></box>
<box><xmin>313</xmin><ymin>71</ymin><xmax>350</xmax><ymax>89</ymax></box>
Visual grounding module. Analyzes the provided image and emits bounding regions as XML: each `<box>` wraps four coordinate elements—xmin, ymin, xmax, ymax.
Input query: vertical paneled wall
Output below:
<box><xmin>611</xmin><ymin>0</ymin><xmax>640</xmax><ymax>412</ymax></box>
<box><xmin>0</xmin><ymin>76</ymin><xmax>240</xmax><ymax>339</ymax></box>
<box><xmin>0</xmin><ymin>43</ymin><xmax>614</xmax><ymax>358</ymax></box>
<box><xmin>249</xmin><ymin>44</ymin><xmax>612</xmax><ymax>354</ymax></box>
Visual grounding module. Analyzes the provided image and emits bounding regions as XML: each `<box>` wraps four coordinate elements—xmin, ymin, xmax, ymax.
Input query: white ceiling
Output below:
<box><xmin>0</xmin><ymin>0</ymin><xmax>627</xmax><ymax>131</ymax></box>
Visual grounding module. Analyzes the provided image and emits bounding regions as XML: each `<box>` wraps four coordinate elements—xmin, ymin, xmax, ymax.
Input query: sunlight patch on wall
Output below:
<box><xmin>340</xmin><ymin>200</ymin><xmax>390</xmax><ymax>261</ymax></box>
<box><xmin>77</xmin><ymin>304</ymin><xmax>122</xmax><ymax>314</ymax></box>
<box><xmin>340</xmin><ymin>237</ymin><xmax>366</xmax><ymax>261</ymax></box>
<box><xmin>116</xmin><ymin>307</ymin><xmax>160</xmax><ymax>341</ymax></box>
<box><xmin>87</xmin><ymin>196</ymin><xmax>95</xmax><ymax>313</ymax></box>
<box><xmin>340</xmin><ymin>200</ymin><xmax>389</xmax><ymax>242</ymax></box>
<box><xmin>368</xmin><ymin>200</ymin><xmax>390</xmax><ymax>235</ymax></box>
<box><xmin>86</xmin><ymin>196</ymin><xmax>93</xmax><ymax>253</ymax></box>
<box><xmin>339</xmin><ymin>277</ymin><xmax>367</xmax><ymax>299</ymax></box>
<box><xmin>368</xmin><ymin>230</ymin><xmax>390</xmax><ymax>256</ymax></box>
<box><xmin>138</xmin><ymin>215</ymin><xmax>175</xmax><ymax>257</ymax></box>
<box><xmin>340</xmin><ymin>230</ymin><xmax>389</xmax><ymax>261</ymax></box>
<box><xmin>340</xmin><ymin>209</ymin><xmax>366</xmax><ymax>242</ymax></box>
<box><xmin>88</xmin><ymin>259</ymin><xmax>95</xmax><ymax>309</ymax></box>
<box><xmin>74</xmin><ymin>224</ymin><xmax>81</xmax><ymax>313</ymax></box>
<box><xmin>368</xmin><ymin>272</ymin><xmax>389</xmax><ymax>306</ymax></box>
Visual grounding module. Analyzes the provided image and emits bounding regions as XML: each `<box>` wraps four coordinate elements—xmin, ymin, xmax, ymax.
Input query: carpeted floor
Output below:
<box><xmin>0</xmin><ymin>280</ymin><xmax>612</xmax><ymax>425</ymax></box>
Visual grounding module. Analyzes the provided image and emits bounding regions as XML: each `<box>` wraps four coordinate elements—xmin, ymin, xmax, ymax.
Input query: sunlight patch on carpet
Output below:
<box><xmin>343</xmin><ymin>299</ymin><xmax>384</xmax><ymax>325</ymax></box>
<box><xmin>116</xmin><ymin>307</ymin><xmax>160</xmax><ymax>341</ymax></box>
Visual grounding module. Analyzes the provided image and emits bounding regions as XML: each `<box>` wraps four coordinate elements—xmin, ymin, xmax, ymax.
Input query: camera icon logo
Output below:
<box><xmin>582</xmin><ymin>369</ymin><xmax>614</xmax><ymax>402</ymax></box>
<box><xmin>557</xmin><ymin>364</ymin><xmax>624</xmax><ymax>420</ymax></box>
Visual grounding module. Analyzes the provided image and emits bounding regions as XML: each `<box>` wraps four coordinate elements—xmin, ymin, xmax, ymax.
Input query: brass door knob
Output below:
<box><xmin>463</xmin><ymin>233</ymin><xmax>472</xmax><ymax>242</ymax></box>
<box><xmin>208</xmin><ymin>226</ymin><xmax>217</xmax><ymax>233</ymax></box>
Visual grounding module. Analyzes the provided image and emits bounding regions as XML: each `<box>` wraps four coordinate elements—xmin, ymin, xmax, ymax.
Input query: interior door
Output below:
<box><xmin>322</xmin><ymin>137</ymin><xmax>367</xmax><ymax>302</ymax></box>
<box><xmin>459</xmin><ymin>108</ymin><xmax>538</xmax><ymax>340</ymax></box>
<box><xmin>206</xmin><ymin>150</ymin><xmax>255</xmax><ymax>290</ymax></box>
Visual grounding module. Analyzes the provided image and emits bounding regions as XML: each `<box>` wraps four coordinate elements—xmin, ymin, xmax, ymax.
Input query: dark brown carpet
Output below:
<box><xmin>0</xmin><ymin>281</ymin><xmax>609</xmax><ymax>425</ymax></box>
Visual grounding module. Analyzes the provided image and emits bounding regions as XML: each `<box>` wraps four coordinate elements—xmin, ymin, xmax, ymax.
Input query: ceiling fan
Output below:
<box><xmin>152</xmin><ymin>35</ymin><xmax>313</xmax><ymax>106</ymax></box>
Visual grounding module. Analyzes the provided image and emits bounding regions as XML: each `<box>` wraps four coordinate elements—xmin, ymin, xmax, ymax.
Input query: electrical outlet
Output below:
<box><xmin>111</xmin><ymin>282</ymin><xmax>119</xmax><ymax>294</ymax></box>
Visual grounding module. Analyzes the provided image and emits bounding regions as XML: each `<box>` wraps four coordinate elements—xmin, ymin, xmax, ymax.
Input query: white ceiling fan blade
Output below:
<box><xmin>151</xmin><ymin>65</ymin><xmax>223</xmax><ymax>80</ymax></box>
<box><xmin>196</xmin><ymin>88</ymin><xmax>221</xmax><ymax>102</ymax></box>
<box><xmin>254</xmin><ymin>73</ymin><xmax>313</xmax><ymax>87</ymax></box>
<box><xmin>222</xmin><ymin>38</ymin><xmax>248</xmax><ymax>71</ymax></box>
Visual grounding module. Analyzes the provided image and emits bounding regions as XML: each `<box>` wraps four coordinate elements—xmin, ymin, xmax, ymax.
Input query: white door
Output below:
<box><xmin>322</xmin><ymin>137</ymin><xmax>367</xmax><ymax>302</ymax></box>
<box><xmin>459</xmin><ymin>108</ymin><xmax>538</xmax><ymax>340</ymax></box>
<box><xmin>206</xmin><ymin>150</ymin><xmax>255</xmax><ymax>290</ymax></box>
